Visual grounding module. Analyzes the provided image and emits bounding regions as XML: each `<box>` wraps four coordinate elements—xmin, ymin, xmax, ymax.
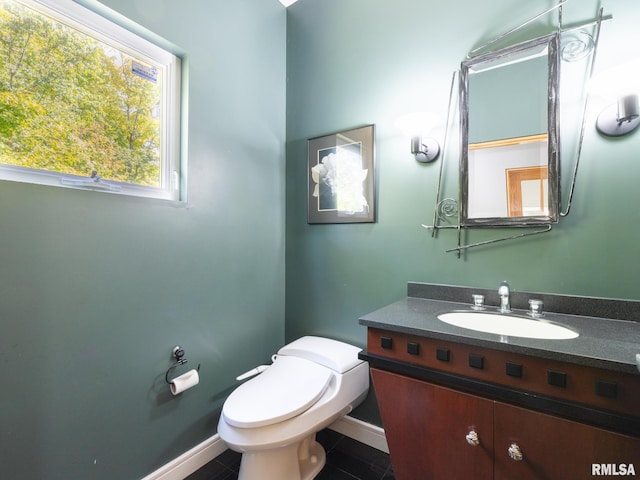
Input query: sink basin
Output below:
<box><xmin>437</xmin><ymin>312</ymin><xmax>579</xmax><ymax>340</ymax></box>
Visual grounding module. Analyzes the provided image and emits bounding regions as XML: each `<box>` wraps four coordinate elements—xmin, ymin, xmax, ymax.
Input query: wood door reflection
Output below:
<box><xmin>506</xmin><ymin>165</ymin><xmax>548</xmax><ymax>217</ymax></box>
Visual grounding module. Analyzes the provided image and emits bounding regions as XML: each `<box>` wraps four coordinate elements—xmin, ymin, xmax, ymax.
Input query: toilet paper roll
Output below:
<box><xmin>170</xmin><ymin>369</ymin><xmax>199</xmax><ymax>395</ymax></box>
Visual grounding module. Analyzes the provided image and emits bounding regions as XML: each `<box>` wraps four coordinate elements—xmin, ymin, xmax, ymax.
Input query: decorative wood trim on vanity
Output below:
<box><xmin>364</xmin><ymin>328</ymin><xmax>640</xmax><ymax>437</ymax></box>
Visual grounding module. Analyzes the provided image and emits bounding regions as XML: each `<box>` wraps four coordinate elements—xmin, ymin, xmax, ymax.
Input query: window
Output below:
<box><xmin>0</xmin><ymin>0</ymin><xmax>182</xmax><ymax>200</ymax></box>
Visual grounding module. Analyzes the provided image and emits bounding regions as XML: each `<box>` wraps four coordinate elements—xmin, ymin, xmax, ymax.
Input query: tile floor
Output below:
<box><xmin>185</xmin><ymin>429</ymin><xmax>395</xmax><ymax>480</ymax></box>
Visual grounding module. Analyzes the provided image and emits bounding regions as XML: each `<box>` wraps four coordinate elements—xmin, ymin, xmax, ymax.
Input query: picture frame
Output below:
<box><xmin>307</xmin><ymin>124</ymin><xmax>376</xmax><ymax>224</ymax></box>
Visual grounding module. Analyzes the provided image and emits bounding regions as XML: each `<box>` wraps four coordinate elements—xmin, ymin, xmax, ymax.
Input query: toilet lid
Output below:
<box><xmin>222</xmin><ymin>356</ymin><xmax>333</xmax><ymax>428</ymax></box>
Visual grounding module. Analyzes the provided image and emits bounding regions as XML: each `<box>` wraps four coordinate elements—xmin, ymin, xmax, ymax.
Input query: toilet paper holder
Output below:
<box><xmin>165</xmin><ymin>345</ymin><xmax>200</xmax><ymax>384</ymax></box>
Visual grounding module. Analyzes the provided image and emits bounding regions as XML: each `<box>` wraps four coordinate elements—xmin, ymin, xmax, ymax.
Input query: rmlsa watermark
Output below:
<box><xmin>592</xmin><ymin>464</ymin><xmax>636</xmax><ymax>476</ymax></box>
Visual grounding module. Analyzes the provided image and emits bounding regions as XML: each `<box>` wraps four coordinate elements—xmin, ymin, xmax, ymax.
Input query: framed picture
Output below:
<box><xmin>307</xmin><ymin>125</ymin><xmax>376</xmax><ymax>224</ymax></box>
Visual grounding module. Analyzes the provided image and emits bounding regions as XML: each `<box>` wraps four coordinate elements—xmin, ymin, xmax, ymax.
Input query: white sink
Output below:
<box><xmin>437</xmin><ymin>312</ymin><xmax>579</xmax><ymax>340</ymax></box>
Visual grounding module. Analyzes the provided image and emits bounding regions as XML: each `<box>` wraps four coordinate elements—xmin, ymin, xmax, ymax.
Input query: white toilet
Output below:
<box><xmin>217</xmin><ymin>336</ymin><xmax>370</xmax><ymax>480</ymax></box>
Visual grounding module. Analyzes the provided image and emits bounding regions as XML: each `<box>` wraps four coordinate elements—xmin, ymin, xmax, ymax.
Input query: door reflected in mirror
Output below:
<box><xmin>460</xmin><ymin>34</ymin><xmax>560</xmax><ymax>226</ymax></box>
<box><xmin>506</xmin><ymin>165</ymin><xmax>548</xmax><ymax>217</ymax></box>
<box><xmin>468</xmin><ymin>134</ymin><xmax>548</xmax><ymax>218</ymax></box>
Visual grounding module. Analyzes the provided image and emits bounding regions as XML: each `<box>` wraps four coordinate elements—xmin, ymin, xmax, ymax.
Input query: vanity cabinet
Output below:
<box><xmin>365</xmin><ymin>328</ymin><xmax>640</xmax><ymax>480</ymax></box>
<box><xmin>371</xmin><ymin>368</ymin><xmax>494</xmax><ymax>480</ymax></box>
<box><xmin>493</xmin><ymin>402</ymin><xmax>640</xmax><ymax>480</ymax></box>
<box><xmin>372</xmin><ymin>368</ymin><xmax>640</xmax><ymax>480</ymax></box>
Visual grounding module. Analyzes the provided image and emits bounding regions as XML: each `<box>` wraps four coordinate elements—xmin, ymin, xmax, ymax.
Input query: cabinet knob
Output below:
<box><xmin>465</xmin><ymin>430</ymin><xmax>480</xmax><ymax>446</ymax></box>
<box><xmin>508</xmin><ymin>443</ymin><xmax>523</xmax><ymax>461</ymax></box>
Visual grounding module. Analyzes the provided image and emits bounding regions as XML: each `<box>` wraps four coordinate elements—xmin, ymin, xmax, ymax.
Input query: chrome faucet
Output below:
<box><xmin>498</xmin><ymin>281</ymin><xmax>511</xmax><ymax>313</ymax></box>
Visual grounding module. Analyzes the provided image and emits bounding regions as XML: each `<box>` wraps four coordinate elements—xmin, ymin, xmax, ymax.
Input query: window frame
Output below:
<box><xmin>0</xmin><ymin>0</ymin><xmax>183</xmax><ymax>201</ymax></box>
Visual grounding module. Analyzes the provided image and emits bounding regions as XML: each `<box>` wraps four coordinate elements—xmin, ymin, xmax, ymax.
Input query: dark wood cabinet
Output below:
<box><xmin>371</xmin><ymin>368</ymin><xmax>493</xmax><ymax>480</ymax></box>
<box><xmin>494</xmin><ymin>402</ymin><xmax>640</xmax><ymax>480</ymax></box>
<box><xmin>366</xmin><ymin>328</ymin><xmax>640</xmax><ymax>480</ymax></box>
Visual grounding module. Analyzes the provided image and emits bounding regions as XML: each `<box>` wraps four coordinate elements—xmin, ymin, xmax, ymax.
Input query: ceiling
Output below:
<box><xmin>279</xmin><ymin>0</ymin><xmax>299</xmax><ymax>6</ymax></box>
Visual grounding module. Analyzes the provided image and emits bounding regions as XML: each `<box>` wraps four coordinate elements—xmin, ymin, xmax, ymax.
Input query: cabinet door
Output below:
<box><xmin>494</xmin><ymin>402</ymin><xmax>640</xmax><ymax>480</ymax></box>
<box><xmin>371</xmin><ymin>369</ymin><xmax>494</xmax><ymax>480</ymax></box>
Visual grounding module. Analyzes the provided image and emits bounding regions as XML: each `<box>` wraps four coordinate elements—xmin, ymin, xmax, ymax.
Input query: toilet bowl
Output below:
<box><xmin>217</xmin><ymin>336</ymin><xmax>369</xmax><ymax>480</ymax></box>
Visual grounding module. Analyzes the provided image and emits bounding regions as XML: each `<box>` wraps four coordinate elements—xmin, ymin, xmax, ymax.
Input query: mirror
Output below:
<box><xmin>460</xmin><ymin>33</ymin><xmax>560</xmax><ymax>226</ymax></box>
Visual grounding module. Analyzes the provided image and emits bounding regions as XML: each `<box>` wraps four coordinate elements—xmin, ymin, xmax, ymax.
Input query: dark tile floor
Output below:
<box><xmin>185</xmin><ymin>429</ymin><xmax>395</xmax><ymax>480</ymax></box>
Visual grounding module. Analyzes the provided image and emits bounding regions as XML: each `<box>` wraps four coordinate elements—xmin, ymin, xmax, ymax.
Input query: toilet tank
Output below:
<box><xmin>277</xmin><ymin>336</ymin><xmax>363</xmax><ymax>374</ymax></box>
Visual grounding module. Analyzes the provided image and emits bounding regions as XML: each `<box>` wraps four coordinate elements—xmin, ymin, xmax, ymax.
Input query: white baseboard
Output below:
<box><xmin>141</xmin><ymin>415</ymin><xmax>387</xmax><ymax>480</ymax></box>
<box><xmin>140</xmin><ymin>434</ymin><xmax>228</xmax><ymax>480</ymax></box>
<box><xmin>328</xmin><ymin>415</ymin><xmax>389</xmax><ymax>454</ymax></box>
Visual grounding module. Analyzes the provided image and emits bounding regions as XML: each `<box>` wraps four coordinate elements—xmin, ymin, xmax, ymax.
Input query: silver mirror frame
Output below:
<box><xmin>459</xmin><ymin>33</ymin><xmax>561</xmax><ymax>227</ymax></box>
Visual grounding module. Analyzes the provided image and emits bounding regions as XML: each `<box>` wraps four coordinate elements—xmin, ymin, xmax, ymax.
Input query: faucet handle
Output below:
<box><xmin>528</xmin><ymin>299</ymin><xmax>544</xmax><ymax>317</ymax></box>
<box><xmin>471</xmin><ymin>294</ymin><xmax>485</xmax><ymax>310</ymax></box>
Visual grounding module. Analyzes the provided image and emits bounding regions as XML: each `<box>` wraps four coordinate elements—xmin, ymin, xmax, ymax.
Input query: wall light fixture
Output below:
<box><xmin>590</xmin><ymin>59</ymin><xmax>640</xmax><ymax>137</ymax></box>
<box><xmin>395</xmin><ymin>112</ymin><xmax>441</xmax><ymax>163</ymax></box>
<box><xmin>596</xmin><ymin>93</ymin><xmax>640</xmax><ymax>136</ymax></box>
<box><xmin>411</xmin><ymin>136</ymin><xmax>441</xmax><ymax>163</ymax></box>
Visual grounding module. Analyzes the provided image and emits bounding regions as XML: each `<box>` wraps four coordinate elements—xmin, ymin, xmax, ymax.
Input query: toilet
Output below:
<box><xmin>217</xmin><ymin>336</ymin><xmax>370</xmax><ymax>480</ymax></box>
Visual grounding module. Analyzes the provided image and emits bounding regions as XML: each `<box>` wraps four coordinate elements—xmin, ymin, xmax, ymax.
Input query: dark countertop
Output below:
<box><xmin>359</xmin><ymin>284</ymin><xmax>640</xmax><ymax>376</ymax></box>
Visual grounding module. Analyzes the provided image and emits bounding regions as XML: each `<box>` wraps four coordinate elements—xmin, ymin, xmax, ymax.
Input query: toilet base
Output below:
<box><xmin>238</xmin><ymin>433</ymin><xmax>326</xmax><ymax>480</ymax></box>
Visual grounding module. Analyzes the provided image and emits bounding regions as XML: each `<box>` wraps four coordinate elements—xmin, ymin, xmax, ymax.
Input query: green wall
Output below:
<box><xmin>0</xmin><ymin>1</ymin><xmax>286</xmax><ymax>479</ymax></box>
<box><xmin>285</xmin><ymin>0</ymin><xmax>640</xmax><ymax>423</ymax></box>
<box><xmin>2</xmin><ymin>0</ymin><xmax>639</xmax><ymax>478</ymax></box>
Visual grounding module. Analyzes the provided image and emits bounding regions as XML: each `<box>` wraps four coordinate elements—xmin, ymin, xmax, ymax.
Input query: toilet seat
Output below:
<box><xmin>222</xmin><ymin>356</ymin><xmax>333</xmax><ymax>429</ymax></box>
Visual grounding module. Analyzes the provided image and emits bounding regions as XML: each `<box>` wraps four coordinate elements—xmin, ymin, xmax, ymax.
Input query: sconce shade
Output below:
<box><xmin>596</xmin><ymin>94</ymin><xmax>640</xmax><ymax>136</ymax></box>
<box><xmin>395</xmin><ymin>112</ymin><xmax>439</xmax><ymax>138</ymax></box>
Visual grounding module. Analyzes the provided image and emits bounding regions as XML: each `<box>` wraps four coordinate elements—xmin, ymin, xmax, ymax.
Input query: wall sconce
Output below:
<box><xmin>596</xmin><ymin>94</ymin><xmax>640</xmax><ymax>136</ymax></box>
<box><xmin>410</xmin><ymin>136</ymin><xmax>440</xmax><ymax>163</ymax></box>
<box><xmin>590</xmin><ymin>59</ymin><xmax>640</xmax><ymax>137</ymax></box>
<box><xmin>395</xmin><ymin>112</ymin><xmax>441</xmax><ymax>163</ymax></box>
